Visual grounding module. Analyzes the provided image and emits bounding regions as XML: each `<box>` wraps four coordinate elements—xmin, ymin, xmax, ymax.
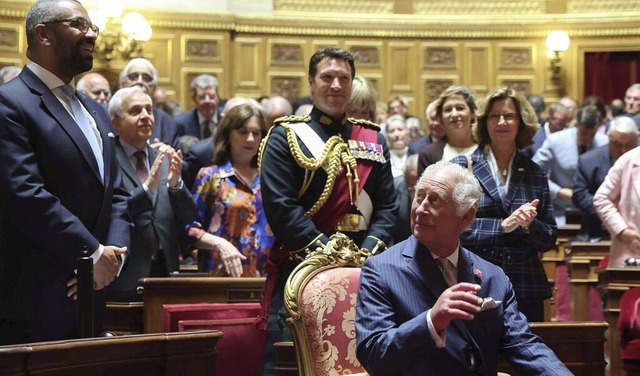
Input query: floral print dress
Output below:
<box><xmin>190</xmin><ymin>161</ymin><xmax>273</xmax><ymax>276</ymax></box>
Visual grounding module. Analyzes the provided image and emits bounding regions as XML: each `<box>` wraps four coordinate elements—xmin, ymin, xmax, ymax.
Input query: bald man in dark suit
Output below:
<box><xmin>0</xmin><ymin>0</ymin><xmax>131</xmax><ymax>344</ymax></box>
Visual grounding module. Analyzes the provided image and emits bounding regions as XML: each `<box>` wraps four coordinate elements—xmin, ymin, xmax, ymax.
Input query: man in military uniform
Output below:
<box><xmin>258</xmin><ymin>47</ymin><xmax>398</xmax><ymax>375</ymax></box>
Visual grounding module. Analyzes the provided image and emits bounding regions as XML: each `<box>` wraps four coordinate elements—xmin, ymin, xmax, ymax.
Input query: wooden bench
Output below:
<box><xmin>565</xmin><ymin>240</ymin><xmax>611</xmax><ymax>321</ymax></box>
<box><xmin>104</xmin><ymin>301</ymin><xmax>144</xmax><ymax>335</ymax></box>
<box><xmin>138</xmin><ymin>277</ymin><xmax>265</xmax><ymax>333</ymax></box>
<box><xmin>541</xmin><ymin>224</ymin><xmax>582</xmax><ymax>321</ymax></box>
<box><xmin>0</xmin><ymin>330</ymin><xmax>222</xmax><ymax>376</ymax></box>
<box><xmin>274</xmin><ymin>322</ymin><xmax>607</xmax><ymax>375</ymax></box>
<box><xmin>598</xmin><ymin>266</ymin><xmax>640</xmax><ymax>376</ymax></box>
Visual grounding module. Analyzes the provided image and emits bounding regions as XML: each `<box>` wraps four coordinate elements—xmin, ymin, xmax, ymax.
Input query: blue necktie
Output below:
<box><xmin>60</xmin><ymin>85</ymin><xmax>104</xmax><ymax>180</ymax></box>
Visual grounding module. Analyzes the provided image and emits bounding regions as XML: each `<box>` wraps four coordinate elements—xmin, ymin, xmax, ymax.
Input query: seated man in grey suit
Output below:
<box><xmin>356</xmin><ymin>161</ymin><xmax>571</xmax><ymax>376</ymax></box>
<box><xmin>107</xmin><ymin>87</ymin><xmax>197</xmax><ymax>301</ymax></box>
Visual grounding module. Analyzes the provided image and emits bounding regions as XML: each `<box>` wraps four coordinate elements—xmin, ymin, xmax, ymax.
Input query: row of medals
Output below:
<box><xmin>347</xmin><ymin>140</ymin><xmax>386</xmax><ymax>163</ymax></box>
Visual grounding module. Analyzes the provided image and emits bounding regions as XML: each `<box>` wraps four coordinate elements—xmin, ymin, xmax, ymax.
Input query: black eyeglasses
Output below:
<box><xmin>127</xmin><ymin>72</ymin><xmax>154</xmax><ymax>83</ymax></box>
<box><xmin>42</xmin><ymin>17</ymin><xmax>99</xmax><ymax>36</ymax></box>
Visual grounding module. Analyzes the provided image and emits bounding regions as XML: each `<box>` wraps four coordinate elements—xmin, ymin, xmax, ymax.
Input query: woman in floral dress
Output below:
<box><xmin>188</xmin><ymin>103</ymin><xmax>273</xmax><ymax>277</ymax></box>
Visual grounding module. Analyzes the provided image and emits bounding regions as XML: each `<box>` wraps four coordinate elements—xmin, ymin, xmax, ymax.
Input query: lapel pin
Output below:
<box><xmin>107</xmin><ymin>132</ymin><xmax>115</xmax><ymax>138</ymax></box>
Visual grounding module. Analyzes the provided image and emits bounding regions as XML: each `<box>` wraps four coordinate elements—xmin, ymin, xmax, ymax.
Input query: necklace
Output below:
<box><xmin>502</xmin><ymin>168</ymin><xmax>507</xmax><ymax>177</ymax></box>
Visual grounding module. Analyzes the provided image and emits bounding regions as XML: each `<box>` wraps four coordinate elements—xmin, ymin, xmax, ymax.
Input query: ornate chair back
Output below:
<box><xmin>284</xmin><ymin>233</ymin><xmax>371</xmax><ymax>376</ymax></box>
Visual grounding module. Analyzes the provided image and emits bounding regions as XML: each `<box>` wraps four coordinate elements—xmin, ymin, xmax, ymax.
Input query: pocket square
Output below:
<box><xmin>480</xmin><ymin>297</ymin><xmax>502</xmax><ymax>311</ymax></box>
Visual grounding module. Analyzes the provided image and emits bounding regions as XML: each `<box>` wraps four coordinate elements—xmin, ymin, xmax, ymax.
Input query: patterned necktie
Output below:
<box><xmin>202</xmin><ymin>119</ymin><xmax>213</xmax><ymax>139</ymax></box>
<box><xmin>134</xmin><ymin>150</ymin><xmax>148</xmax><ymax>183</ymax></box>
<box><xmin>436</xmin><ymin>258</ymin><xmax>458</xmax><ymax>287</ymax></box>
<box><xmin>59</xmin><ymin>84</ymin><xmax>104</xmax><ymax>180</ymax></box>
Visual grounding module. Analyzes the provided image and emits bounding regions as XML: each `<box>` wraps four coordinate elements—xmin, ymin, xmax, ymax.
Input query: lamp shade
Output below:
<box><xmin>122</xmin><ymin>12</ymin><xmax>152</xmax><ymax>42</ymax></box>
<box><xmin>546</xmin><ymin>30</ymin><xmax>570</xmax><ymax>52</ymax></box>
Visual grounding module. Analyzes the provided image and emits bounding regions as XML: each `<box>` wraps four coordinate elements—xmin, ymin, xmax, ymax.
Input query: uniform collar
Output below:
<box><xmin>310</xmin><ymin>106</ymin><xmax>347</xmax><ymax>126</ymax></box>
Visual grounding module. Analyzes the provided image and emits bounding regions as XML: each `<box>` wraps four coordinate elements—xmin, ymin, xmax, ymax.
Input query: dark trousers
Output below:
<box><xmin>261</xmin><ymin>259</ymin><xmax>297</xmax><ymax>376</ymax></box>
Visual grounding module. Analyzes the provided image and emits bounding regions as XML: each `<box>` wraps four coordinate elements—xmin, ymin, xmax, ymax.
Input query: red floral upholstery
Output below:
<box><xmin>619</xmin><ymin>287</ymin><xmax>640</xmax><ymax>374</ymax></box>
<box><xmin>299</xmin><ymin>267</ymin><xmax>363</xmax><ymax>375</ymax></box>
<box><xmin>162</xmin><ymin>303</ymin><xmax>265</xmax><ymax>376</ymax></box>
<box><xmin>284</xmin><ymin>233</ymin><xmax>371</xmax><ymax>376</ymax></box>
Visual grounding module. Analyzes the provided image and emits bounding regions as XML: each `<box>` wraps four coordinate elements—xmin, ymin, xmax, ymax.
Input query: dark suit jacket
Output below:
<box><xmin>175</xmin><ymin>108</ymin><xmax>201</xmax><ymax>139</ymax></box>
<box><xmin>151</xmin><ymin>108</ymin><xmax>179</xmax><ymax>150</ymax></box>
<box><xmin>182</xmin><ymin>136</ymin><xmax>214</xmax><ymax>190</ymax></box>
<box><xmin>109</xmin><ymin>143</ymin><xmax>197</xmax><ymax>296</ymax></box>
<box><xmin>452</xmin><ymin>149</ymin><xmax>556</xmax><ymax>300</ymax></box>
<box><xmin>407</xmin><ymin>134</ymin><xmax>433</xmax><ymax>155</ymax></box>
<box><xmin>0</xmin><ymin>67</ymin><xmax>131</xmax><ymax>342</ymax></box>
<box><xmin>356</xmin><ymin>236</ymin><xmax>571</xmax><ymax>376</ymax></box>
<box><xmin>392</xmin><ymin>176</ymin><xmax>412</xmax><ymax>244</ymax></box>
<box><xmin>520</xmin><ymin>127</ymin><xmax>546</xmax><ymax>159</ymax></box>
<box><xmin>572</xmin><ymin>145</ymin><xmax>611</xmax><ymax>238</ymax></box>
<box><xmin>174</xmin><ymin>108</ymin><xmax>220</xmax><ymax>140</ymax></box>
<box><xmin>417</xmin><ymin>138</ymin><xmax>446</xmax><ymax>176</ymax></box>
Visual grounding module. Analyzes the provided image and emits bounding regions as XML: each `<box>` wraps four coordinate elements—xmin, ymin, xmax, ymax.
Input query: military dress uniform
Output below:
<box><xmin>257</xmin><ymin>106</ymin><xmax>397</xmax><ymax>374</ymax></box>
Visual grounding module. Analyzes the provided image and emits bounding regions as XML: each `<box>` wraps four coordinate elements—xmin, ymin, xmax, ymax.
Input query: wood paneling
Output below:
<box><xmin>1</xmin><ymin>3</ymin><xmax>640</xmax><ymax>117</ymax></box>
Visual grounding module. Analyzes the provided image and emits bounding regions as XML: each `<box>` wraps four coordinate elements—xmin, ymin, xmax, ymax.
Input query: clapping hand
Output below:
<box><xmin>501</xmin><ymin>199</ymin><xmax>539</xmax><ymax>233</ymax></box>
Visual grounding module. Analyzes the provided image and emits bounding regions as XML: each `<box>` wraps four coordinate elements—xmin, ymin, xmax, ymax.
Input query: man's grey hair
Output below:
<box><xmin>424</xmin><ymin>100</ymin><xmax>438</xmax><ymax>121</ymax></box>
<box><xmin>608</xmin><ymin>116</ymin><xmax>639</xmax><ymax>136</ymax></box>
<box><xmin>627</xmin><ymin>83</ymin><xmax>640</xmax><ymax>92</ymax></box>
<box><xmin>109</xmin><ymin>87</ymin><xmax>151</xmax><ymax>118</ymax></box>
<box><xmin>421</xmin><ymin>160</ymin><xmax>481</xmax><ymax>216</ymax></box>
<box><xmin>119</xmin><ymin>58</ymin><xmax>158</xmax><ymax>87</ymax></box>
<box><xmin>190</xmin><ymin>74</ymin><xmax>219</xmax><ymax>94</ymax></box>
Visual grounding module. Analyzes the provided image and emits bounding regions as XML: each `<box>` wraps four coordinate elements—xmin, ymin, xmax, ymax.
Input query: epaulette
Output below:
<box><xmin>273</xmin><ymin>115</ymin><xmax>311</xmax><ymax>126</ymax></box>
<box><xmin>348</xmin><ymin>117</ymin><xmax>381</xmax><ymax>131</ymax></box>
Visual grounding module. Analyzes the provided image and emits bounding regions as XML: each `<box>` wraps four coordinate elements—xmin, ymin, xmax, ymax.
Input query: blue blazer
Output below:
<box><xmin>572</xmin><ymin>145</ymin><xmax>611</xmax><ymax>238</ymax></box>
<box><xmin>0</xmin><ymin>67</ymin><xmax>131</xmax><ymax>341</ymax></box>
<box><xmin>356</xmin><ymin>236</ymin><xmax>571</xmax><ymax>376</ymax></box>
<box><xmin>151</xmin><ymin>107</ymin><xmax>179</xmax><ymax>150</ymax></box>
<box><xmin>407</xmin><ymin>134</ymin><xmax>433</xmax><ymax>155</ymax></box>
<box><xmin>452</xmin><ymin>148</ymin><xmax>556</xmax><ymax>299</ymax></box>
<box><xmin>175</xmin><ymin>108</ymin><xmax>201</xmax><ymax>139</ymax></box>
<box><xmin>175</xmin><ymin>108</ymin><xmax>221</xmax><ymax>141</ymax></box>
<box><xmin>181</xmin><ymin>136</ymin><xmax>214</xmax><ymax>190</ymax></box>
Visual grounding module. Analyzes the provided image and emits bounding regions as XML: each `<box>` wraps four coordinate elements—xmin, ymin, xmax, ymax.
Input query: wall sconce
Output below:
<box><xmin>546</xmin><ymin>30</ymin><xmax>570</xmax><ymax>81</ymax></box>
<box><xmin>89</xmin><ymin>2</ymin><xmax>152</xmax><ymax>64</ymax></box>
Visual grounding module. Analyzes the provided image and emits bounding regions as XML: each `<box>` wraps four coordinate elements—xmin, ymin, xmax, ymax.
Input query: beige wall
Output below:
<box><xmin>1</xmin><ymin>0</ymin><xmax>640</xmax><ymax>116</ymax></box>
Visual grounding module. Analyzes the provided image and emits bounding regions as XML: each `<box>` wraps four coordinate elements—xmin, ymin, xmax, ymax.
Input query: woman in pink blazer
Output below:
<box><xmin>594</xmin><ymin>145</ymin><xmax>640</xmax><ymax>266</ymax></box>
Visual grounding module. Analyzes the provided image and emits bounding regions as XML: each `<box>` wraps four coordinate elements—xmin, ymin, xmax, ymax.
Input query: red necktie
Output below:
<box><xmin>134</xmin><ymin>150</ymin><xmax>148</xmax><ymax>183</ymax></box>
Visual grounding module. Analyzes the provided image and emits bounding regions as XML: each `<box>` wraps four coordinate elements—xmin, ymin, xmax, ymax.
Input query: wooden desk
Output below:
<box><xmin>139</xmin><ymin>277</ymin><xmax>265</xmax><ymax>333</ymax></box>
<box><xmin>542</xmin><ymin>241</ymin><xmax>566</xmax><ymax>321</ymax></box>
<box><xmin>565</xmin><ymin>240</ymin><xmax>610</xmax><ymax>321</ymax></box>
<box><xmin>557</xmin><ymin>224</ymin><xmax>581</xmax><ymax>243</ymax></box>
<box><xmin>0</xmin><ymin>330</ymin><xmax>222</xmax><ymax>376</ymax></box>
<box><xmin>598</xmin><ymin>267</ymin><xmax>640</xmax><ymax>376</ymax></box>
<box><xmin>274</xmin><ymin>322</ymin><xmax>607</xmax><ymax>375</ymax></box>
<box><xmin>540</xmin><ymin>224</ymin><xmax>581</xmax><ymax>321</ymax></box>
<box><xmin>104</xmin><ymin>301</ymin><xmax>144</xmax><ymax>335</ymax></box>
